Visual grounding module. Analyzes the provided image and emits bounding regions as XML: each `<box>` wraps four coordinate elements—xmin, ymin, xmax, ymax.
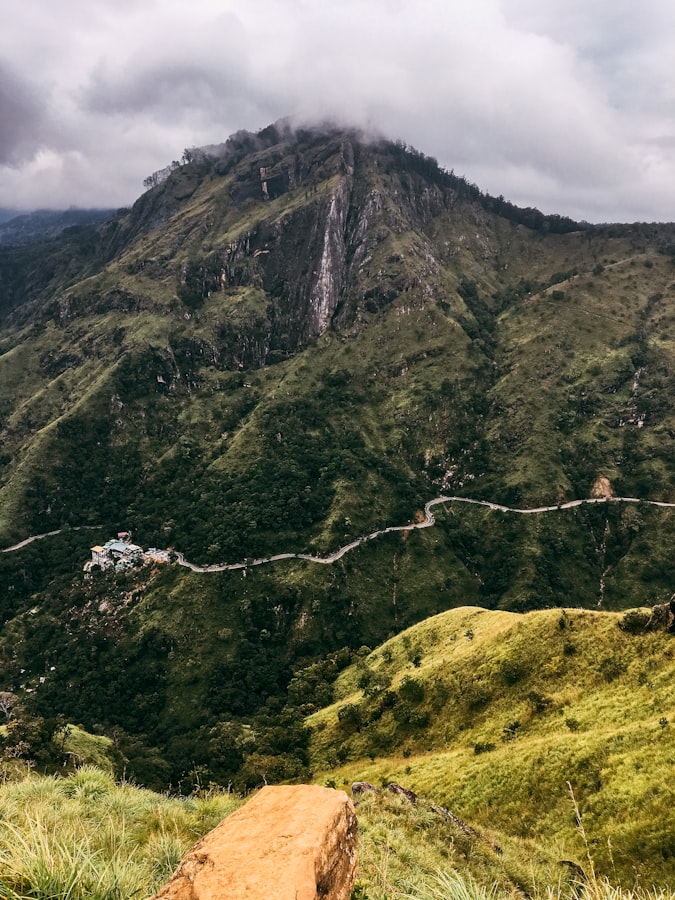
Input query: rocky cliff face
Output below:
<box><xmin>306</xmin><ymin>174</ymin><xmax>352</xmax><ymax>338</ymax></box>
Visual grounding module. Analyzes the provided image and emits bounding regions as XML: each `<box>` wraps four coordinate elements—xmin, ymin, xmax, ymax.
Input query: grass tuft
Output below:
<box><xmin>0</xmin><ymin>768</ymin><xmax>240</xmax><ymax>899</ymax></box>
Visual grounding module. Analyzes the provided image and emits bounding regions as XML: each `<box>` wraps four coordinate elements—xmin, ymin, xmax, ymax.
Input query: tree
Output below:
<box><xmin>0</xmin><ymin>691</ymin><xmax>19</xmax><ymax>721</ymax></box>
<box><xmin>337</xmin><ymin>703</ymin><xmax>363</xmax><ymax>734</ymax></box>
<box><xmin>0</xmin><ymin>713</ymin><xmax>70</xmax><ymax>767</ymax></box>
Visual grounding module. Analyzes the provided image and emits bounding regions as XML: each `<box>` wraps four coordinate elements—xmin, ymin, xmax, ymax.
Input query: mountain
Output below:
<box><xmin>0</xmin><ymin>209</ymin><xmax>20</xmax><ymax>225</ymax></box>
<box><xmin>2</xmin><ymin>123</ymin><xmax>675</xmax><ymax>591</ymax></box>
<box><xmin>1</xmin><ymin>120</ymin><xmax>675</xmax><ymax>793</ymax></box>
<box><xmin>0</xmin><ymin>208</ymin><xmax>115</xmax><ymax>245</ymax></box>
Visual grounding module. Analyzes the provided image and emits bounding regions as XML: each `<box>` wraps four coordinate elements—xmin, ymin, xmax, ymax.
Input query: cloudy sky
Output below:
<box><xmin>1</xmin><ymin>0</ymin><xmax>674</xmax><ymax>222</ymax></box>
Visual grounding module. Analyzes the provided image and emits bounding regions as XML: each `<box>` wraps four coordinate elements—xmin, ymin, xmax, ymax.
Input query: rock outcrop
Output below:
<box><xmin>151</xmin><ymin>784</ymin><xmax>357</xmax><ymax>900</ymax></box>
<box><xmin>351</xmin><ymin>781</ymin><xmax>380</xmax><ymax>799</ymax></box>
<box><xmin>590</xmin><ymin>475</ymin><xmax>614</xmax><ymax>499</ymax></box>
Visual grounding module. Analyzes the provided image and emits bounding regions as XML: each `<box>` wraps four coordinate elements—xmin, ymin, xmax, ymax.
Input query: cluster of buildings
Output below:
<box><xmin>85</xmin><ymin>532</ymin><xmax>171</xmax><ymax>573</ymax></box>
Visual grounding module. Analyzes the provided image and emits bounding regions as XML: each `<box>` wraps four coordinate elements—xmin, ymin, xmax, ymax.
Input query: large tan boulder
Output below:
<box><xmin>151</xmin><ymin>784</ymin><xmax>358</xmax><ymax>900</ymax></box>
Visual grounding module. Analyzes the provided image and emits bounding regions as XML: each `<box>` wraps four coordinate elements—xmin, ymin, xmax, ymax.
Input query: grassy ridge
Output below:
<box><xmin>5</xmin><ymin>505</ymin><xmax>675</xmax><ymax>791</ymax></box>
<box><xmin>308</xmin><ymin>606</ymin><xmax>675</xmax><ymax>888</ymax></box>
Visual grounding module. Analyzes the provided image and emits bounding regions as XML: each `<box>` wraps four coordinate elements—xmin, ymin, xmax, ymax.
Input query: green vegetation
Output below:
<box><xmin>1</xmin><ymin>124</ymin><xmax>675</xmax><ymax>895</ymax></box>
<box><xmin>2</xmin><ymin>126</ymin><xmax>675</xmax><ymax>568</ymax></box>
<box><xmin>9</xmin><ymin>602</ymin><xmax>669</xmax><ymax>894</ymax></box>
<box><xmin>0</xmin><ymin>766</ymin><xmax>669</xmax><ymax>899</ymax></box>
<box><xmin>309</xmin><ymin>606</ymin><xmax>675</xmax><ymax>889</ymax></box>
<box><xmin>0</xmin><ymin>766</ymin><xmax>239</xmax><ymax>899</ymax></box>
<box><xmin>352</xmin><ymin>787</ymin><xmax>674</xmax><ymax>898</ymax></box>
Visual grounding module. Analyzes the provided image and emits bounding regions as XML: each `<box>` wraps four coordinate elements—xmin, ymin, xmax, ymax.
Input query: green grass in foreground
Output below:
<box><xmin>350</xmin><ymin>787</ymin><xmax>674</xmax><ymax>899</ymax></box>
<box><xmin>0</xmin><ymin>766</ymin><xmax>671</xmax><ymax>899</ymax></box>
<box><xmin>0</xmin><ymin>766</ymin><xmax>240</xmax><ymax>899</ymax></box>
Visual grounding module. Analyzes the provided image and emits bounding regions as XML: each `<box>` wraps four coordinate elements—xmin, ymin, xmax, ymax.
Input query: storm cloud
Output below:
<box><xmin>1</xmin><ymin>0</ymin><xmax>674</xmax><ymax>221</ymax></box>
<box><xmin>0</xmin><ymin>65</ymin><xmax>48</xmax><ymax>166</ymax></box>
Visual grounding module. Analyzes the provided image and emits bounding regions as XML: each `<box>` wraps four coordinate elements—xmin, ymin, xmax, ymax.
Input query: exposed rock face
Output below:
<box><xmin>307</xmin><ymin>175</ymin><xmax>352</xmax><ymax>338</ymax></box>
<box><xmin>351</xmin><ymin>781</ymin><xmax>380</xmax><ymax>798</ymax></box>
<box><xmin>151</xmin><ymin>784</ymin><xmax>357</xmax><ymax>900</ymax></box>
<box><xmin>591</xmin><ymin>475</ymin><xmax>613</xmax><ymax>499</ymax></box>
<box><xmin>387</xmin><ymin>782</ymin><xmax>419</xmax><ymax>804</ymax></box>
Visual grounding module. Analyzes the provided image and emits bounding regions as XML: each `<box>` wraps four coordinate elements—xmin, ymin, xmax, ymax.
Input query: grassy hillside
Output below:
<box><xmin>307</xmin><ymin>606</ymin><xmax>675</xmax><ymax>889</ymax></box>
<box><xmin>4</xmin><ymin>502</ymin><xmax>675</xmax><ymax>790</ymax></box>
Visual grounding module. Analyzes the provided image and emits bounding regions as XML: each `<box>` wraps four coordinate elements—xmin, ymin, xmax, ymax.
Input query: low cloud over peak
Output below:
<box><xmin>1</xmin><ymin>0</ymin><xmax>674</xmax><ymax>222</ymax></box>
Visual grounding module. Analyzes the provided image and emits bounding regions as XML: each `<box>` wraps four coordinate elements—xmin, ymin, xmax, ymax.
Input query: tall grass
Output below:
<box><xmin>399</xmin><ymin>870</ymin><xmax>673</xmax><ymax>900</ymax></box>
<box><xmin>350</xmin><ymin>788</ymin><xmax>675</xmax><ymax>900</ymax></box>
<box><xmin>400</xmin><ymin>870</ymin><xmax>504</xmax><ymax>900</ymax></box>
<box><xmin>0</xmin><ymin>767</ymin><xmax>240</xmax><ymax>900</ymax></box>
<box><xmin>309</xmin><ymin>606</ymin><xmax>675</xmax><ymax>888</ymax></box>
<box><xmin>0</xmin><ymin>767</ymin><xmax>670</xmax><ymax>900</ymax></box>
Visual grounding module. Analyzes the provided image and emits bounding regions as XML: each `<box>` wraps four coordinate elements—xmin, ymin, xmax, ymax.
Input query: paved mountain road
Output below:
<box><xmin>0</xmin><ymin>524</ymin><xmax>103</xmax><ymax>553</ymax></box>
<box><xmin>172</xmin><ymin>494</ymin><xmax>675</xmax><ymax>573</ymax></box>
<box><xmin>4</xmin><ymin>495</ymin><xmax>675</xmax><ymax>572</ymax></box>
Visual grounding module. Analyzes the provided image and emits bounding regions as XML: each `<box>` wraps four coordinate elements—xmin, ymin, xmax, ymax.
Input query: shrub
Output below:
<box><xmin>398</xmin><ymin>677</ymin><xmax>425</xmax><ymax>704</ymax></box>
<box><xmin>500</xmin><ymin>660</ymin><xmax>527</xmax><ymax>685</ymax></box>
<box><xmin>619</xmin><ymin>609</ymin><xmax>651</xmax><ymax>633</ymax></box>
<box><xmin>463</xmin><ymin>681</ymin><xmax>491</xmax><ymax>710</ymax></box>
<box><xmin>527</xmin><ymin>691</ymin><xmax>553</xmax><ymax>713</ymax></box>
<box><xmin>337</xmin><ymin>703</ymin><xmax>363</xmax><ymax>733</ymax></box>
<box><xmin>599</xmin><ymin>657</ymin><xmax>626</xmax><ymax>682</ymax></box>
<box><xmin>473</xmin><ymin>742</ymin><xmax>496</xmax><ymax>755</ymax></box>
<box><xmin>501</xmin><ymin>721</ymin><xmax>521</xmax><ymax>742</ymax></box>
<box><xmin>619</xmin><ymin>607</ymin><xmax>668</xmax><ymax>634</ymax></box>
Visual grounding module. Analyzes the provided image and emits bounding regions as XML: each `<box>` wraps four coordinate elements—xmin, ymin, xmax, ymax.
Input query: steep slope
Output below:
<box><xmin>1</xmin><ymin>125</ymin><xmax>675</xmax><ymax>567</ymax></box>
<box><xmin>307</xmin><ymin>605</ymin><xmax>675</xmax><ymax>889</ymax></box>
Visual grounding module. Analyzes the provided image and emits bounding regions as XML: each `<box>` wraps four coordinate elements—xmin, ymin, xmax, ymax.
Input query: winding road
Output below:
<box><xmin>0</xmin><ymin>524</ymin><xmax>103</xmax><ymax>553</ymax></box>
<box><xmin>173</xmin><ymin>494</ymin><xmax>675</xmax><ymax>573</ymax></box>
<box><xmin>4</xmin><ymin>494</ymin><xmax>675</xmax><ymax>573</ymax></box>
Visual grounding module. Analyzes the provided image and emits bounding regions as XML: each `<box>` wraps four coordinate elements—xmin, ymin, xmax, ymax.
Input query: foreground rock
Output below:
<box><xmin>151</xmin><ymin>784</ymin><xmax>357</xmax><ymax>900</ymax></box>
